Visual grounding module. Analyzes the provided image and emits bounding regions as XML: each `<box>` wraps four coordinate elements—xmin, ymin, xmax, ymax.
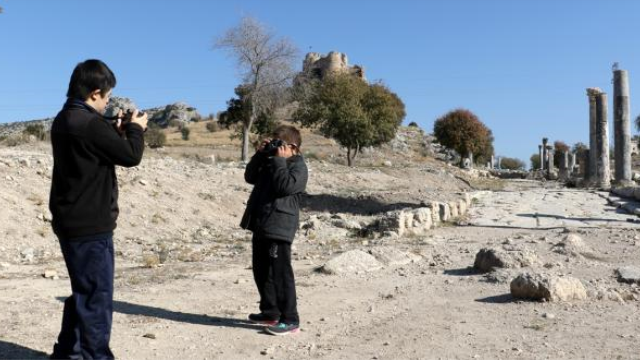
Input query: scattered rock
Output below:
<box><xmin>473</xmin><ymin>248</ymin><xmax>538</xmax><ymax>273</ymax></box>
<box><xmin>510</xmin><ymin>273</ymin><xmax>587</xmax><ymax>302</ymax></box>
<box><xmin>552</xmin><ymin>234</ymin><xmax>595</xmax><ymax>258</ymax></box>
<box><xmin>616</xmin><ymin>266</ymin><xmax>640</xmax><ymax>284</ymax></box>
<box><xmin>369</xmin><ymin>247</ymin><xmax>422</xmax><ymax>267</ymax></box>
<box><xmin>43</xmin><ymin>269</ymin><xmax>57</xmax><ymax>279</ymax></box>
<box><xmin>142</xmin><ymin>333</ymin><xmax>156</xmax><ymax>339</ymax></box>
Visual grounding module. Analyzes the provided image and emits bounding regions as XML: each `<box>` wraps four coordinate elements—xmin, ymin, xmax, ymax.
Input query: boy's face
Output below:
<box><xmin>86</xmin><ymin>89</ymin><xmax>112</xmax><ymax>114</ymax></box>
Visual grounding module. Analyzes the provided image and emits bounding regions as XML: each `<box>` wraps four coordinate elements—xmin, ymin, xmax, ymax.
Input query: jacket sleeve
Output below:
<box><xmin>269</xmin><ymin>156</ymin><xmax>308</xmax><ymax>196</ymax></box>
<box><xmin>244</xmin><ymin>151</ymin><xmax>268</xmax><ymax>184</ymax></box>
<box><xmin>87</xmin><ymin>118</ymin><xmax>145</xmax><ymax>167</ymax></box>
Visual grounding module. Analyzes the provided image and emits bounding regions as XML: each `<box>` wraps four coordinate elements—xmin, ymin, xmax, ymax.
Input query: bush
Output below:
<box><xmin>206</xmin><ymin>122</ymin><xmax>220</xmax><ymax>133</ymax></box>
<box><xmin>530</xmin><ymin>153</ymin><xmax>540</xmax><ymax>170</ymax></box>
<box><xmin>145</xmin><ymin>127</ymin><xmax>166</xmax><ymax>148</ymax></box>
<box><xmin>408</xmin><ymin>121</ymin><xmax>419</xmax><ymax>128</ymax></box>
<box><xmin>169</xmin><ymin>119</ymin><xmax>181</xmax><ymax>128</ymax></box>
<box><xmin>500</xmin><ymin>157</ymin><xmax>526</xmax><ymax>170</ymax></box>
<box><xmin>181</xmin><ymin>126</ymin><xmax>191</xmax><ymax>140</ymax></box>
<box><xmin>23</xmin><ymin>123</ymin><xmax>47</xmax><ymax>141</ymax></box>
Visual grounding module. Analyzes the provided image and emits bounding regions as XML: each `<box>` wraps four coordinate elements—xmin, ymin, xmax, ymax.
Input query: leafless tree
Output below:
<box><xmin>214</xmin><ymin>16</ymin><xmax>299</xmax><ymax>161</ymax></box>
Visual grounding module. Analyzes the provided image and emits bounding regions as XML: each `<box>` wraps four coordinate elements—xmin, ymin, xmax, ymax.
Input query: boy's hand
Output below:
<box><xmin>257</xmin><ymin>139</ymin><xmax>270</xmax><ymax>153</ymax></box>
<box><xmin>131</xmin><ymin>110</ymin><xmax>148</xmax><ymax>131</ymax></box>
<box><xmin>275</xmin><ymin>143</ymin><xmax>294</xmax><ymax>158</ymax></box>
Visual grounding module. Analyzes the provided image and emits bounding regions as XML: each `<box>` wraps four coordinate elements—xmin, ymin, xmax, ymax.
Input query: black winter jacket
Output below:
<box><xmin>49</xmin><ymin>98</ymin><xmax>145</xmax><ymax>238</ymax></box>
<box><xmin>240</xmin><ymin>152</ymin><xmax>308</xmax><ymax>243</ymax></box>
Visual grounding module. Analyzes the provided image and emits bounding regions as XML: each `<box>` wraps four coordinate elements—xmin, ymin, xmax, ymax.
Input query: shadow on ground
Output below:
<box><xmin>517</xmin><ymin>213</ymin><xmax>630</xmax><ymax>223</ymax></box>
<box><xmin>55</xmin><ymin>297</ymin><xmax>262</xmax><ymax>330</ymax></box>
<box><xmin>443</xmin><ymin>267</ymin><xmax>481</xmax><ymax>276</ymax></box>
<box><xmin>475</xmin><ymin>294</ymin><xmax>518</xmax><ymax>304</ymax></box>
<box><xmin>0</xmin><ymin>340</ymin><xmax>48</xmax><ymax>359</ymax></box>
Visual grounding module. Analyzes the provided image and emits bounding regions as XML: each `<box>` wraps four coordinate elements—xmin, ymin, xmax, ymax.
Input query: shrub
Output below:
<box><xmin>181</xmin><ymin>126</ymin><xmax>191</xmax><ymax>140</ymax></box>
<box><xmin>206</xmin><ymin>122</ymin><xmax>220</xmax><ymax>133</ymax></box>
<box><xmin>23</xmin><ymin>123</ymin><xmax>47</xmax><ymax>141</ymax></box>
<box><xmin>408</xmin><ymin>121</ymin><xmax>419</xmax><ymax>127</ymax></box>
<box><xmin>146</xmin><ymin>127</ymin><xmax>166</xmax><ymax>148</ymax></box>
<box><xmin>500</xmin><ymin>157</ymin><xmax>526</xmax><ymax>170</ymax></box>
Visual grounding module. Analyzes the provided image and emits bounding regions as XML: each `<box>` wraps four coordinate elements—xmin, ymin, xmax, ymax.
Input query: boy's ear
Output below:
<box><xmin>88</xmin><ymin>89</ymin><xmax>101</xmax><ymax>101</ymax></box>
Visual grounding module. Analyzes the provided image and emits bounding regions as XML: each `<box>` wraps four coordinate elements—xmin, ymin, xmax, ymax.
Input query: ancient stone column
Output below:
<box><xmin>490</xmin><ymin>155</ymin><xmax>495</xmax><ymax>169</ymax></box>
<box><xmin>587</xmin><ymin>88</ymin><xmax>601</xmax><ymax>183</ymax></box>
<box><xmin>595</xmin><ymin>92</ymin><xmax>611</xmax><ymax>189</ymax></box>
<box><xmin>569</xmin><ymin>152</ymin><xmax>576</xmax><ymax>175</ymax></box>
<box><xmin>613</xmin><ymin>69</ymin><xmax>632</xmax><ymax>185</ymax></box>
<box><xmin>559</xmin><ymin>151</ymin><xmax>569</xmax><ymax>180</ymax></box>
<box><xmin>538</xmin><ymin>145</ymin><xmax>543</xmax><ymax>170</ymax></box>
<box><xmin>546</xmin><ymin>146</ymin><xmax>555</xmax><ymax>176</ymax></box>
<box><xmin>497</xmin><ymin>157</ymin><xmax>502</xmax><ymax>169</ymax></box>
<box><xmin>542</xmin><ymin>138</ymin><xmax>549</xmax><ymax>170</ymax></box>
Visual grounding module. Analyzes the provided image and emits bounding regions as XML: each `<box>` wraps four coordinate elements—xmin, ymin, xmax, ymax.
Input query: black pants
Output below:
<box><xmin>52</xmin><ymin>232</ymin><xmax>115</xmax><ymax>360</ymax></box>
<box><xmin>252</xmin><ymin>235</ymin><xmax>299</xmax><ymax>324</ymax></box>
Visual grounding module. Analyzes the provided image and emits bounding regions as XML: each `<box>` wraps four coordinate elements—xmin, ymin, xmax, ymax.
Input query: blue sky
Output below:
<box><xmin>1</xmin><ymin>0</ymin><xmax>639</xmax><ymax>163</ymax></box>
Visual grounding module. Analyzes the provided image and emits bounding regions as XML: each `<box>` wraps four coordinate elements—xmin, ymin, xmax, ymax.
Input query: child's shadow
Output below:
<box><xmin>0</xmin><ymin>340</ymin><xmax>49</xmax><ymax>359</ymax></box>
<box><xmin>55</xmin><ymin>297</ymin><xmax>265</xmax><ymax>331</ymax></box>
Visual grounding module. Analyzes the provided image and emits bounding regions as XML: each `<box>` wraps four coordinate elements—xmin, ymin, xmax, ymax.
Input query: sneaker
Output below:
<box><xmin>265</xmin><ymin>322</ymin><xmax>300</xmax><ymax>336</ymax></box>
<box><xmin>248</xmin><ymin>313</ymin><xmax>279</xmax><ymax>326</ymax></box>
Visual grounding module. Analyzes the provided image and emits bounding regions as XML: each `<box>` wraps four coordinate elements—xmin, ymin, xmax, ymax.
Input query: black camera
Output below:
<box><xmin>119</xmin><ymin>109</ymin><xmax>145</xmax><ymax>125</ymax></box>
<box><xmin>262</xmin><ymin>139</ymin><xmax>285</xmax><ymax>155</ymax></box>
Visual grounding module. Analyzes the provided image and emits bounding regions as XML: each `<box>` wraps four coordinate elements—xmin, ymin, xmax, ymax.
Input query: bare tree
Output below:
<box><xmin>214</xmin><ymin>16</ymin><xmax>298</xmax><ymax>161</ymax></box>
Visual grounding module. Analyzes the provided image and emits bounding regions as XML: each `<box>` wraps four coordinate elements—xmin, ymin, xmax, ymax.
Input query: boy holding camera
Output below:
<box><xmin>241</xmin><ymin>125</ymin><xmax>308</xmax><ymax>335</ymax></box>
<box><xmin>49</xmin><ymin>59</ymin><xmax>148</xmax><ymax>359</ymax></box>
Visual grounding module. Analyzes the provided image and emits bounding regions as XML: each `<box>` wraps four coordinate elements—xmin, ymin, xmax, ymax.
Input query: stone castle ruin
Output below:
<box><xmin>294</xmin><ymin>51</ymin><xmax>366</xmax><ymax>86</ymax></box>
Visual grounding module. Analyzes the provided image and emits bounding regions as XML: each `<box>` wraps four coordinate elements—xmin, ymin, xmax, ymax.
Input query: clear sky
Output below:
<box><xmin>1</xmin><ymin>0</ymin><xmax>639</xmax><ymax>163</ymax></box>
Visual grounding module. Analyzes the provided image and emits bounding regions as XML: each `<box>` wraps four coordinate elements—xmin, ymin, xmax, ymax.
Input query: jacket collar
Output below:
<box><xmin>62</xmin><ymin>98</ymin><xmax>101</xmax><ymax>115</ymax></box>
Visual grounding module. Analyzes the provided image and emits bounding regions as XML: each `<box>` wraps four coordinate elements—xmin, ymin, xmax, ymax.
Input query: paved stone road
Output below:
<box><xmin>469</xmin><ymin>189</ymin><xmax>640</xmax><ymax>229</ymax></box>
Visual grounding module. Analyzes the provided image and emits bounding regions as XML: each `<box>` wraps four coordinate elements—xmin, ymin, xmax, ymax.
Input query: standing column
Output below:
<box><xmin>559</xmin><ymin>151</ymin><xmax>569</xmax><ymax>180</ymax></box>
<box><xmin>547</xmin><ymin>146</ymin><xmax>555</xmax><ymax>176</ymax></box>
<box><xmin>613</xmin><ymin>69</ymin><xmax>632</xmax><ymax>185</ymax></box>
<box><xmin>569</xmin><ymin>152</ymin><xmax>576</xmax><ymax>175</ymax></box>
<box><xmin>587</xmin><ymin>88</ymin><xmax>600</xmax><ymax>183</ymax></box>
<box><xmin>595</xmin><ymin>92</ymin><xmax>611</xmax><ymax>189</ymax></box>
<box><xmin>542</xmin><ymin>138</ymin><xmax>549</xmax><ymax>170</ymax></box>
<box><xmin>497</xmin><ymin>156</ymin><xmax>502</xmax><ymax>169</ymax></box>
<box><xmin>538</xmin><ymin>145</ymin><xmax>544</xmax><ymax>170</ymax></box>
<box><xmin>490</xmin><ymin>155</ymin><xmax>495</xmax><ymax>169</ymax></box>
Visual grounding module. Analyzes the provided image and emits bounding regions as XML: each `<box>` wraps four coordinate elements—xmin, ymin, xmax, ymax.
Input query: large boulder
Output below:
<box><xmin>104</xmin><ymin>96</ymin><xmax>137</xmax><ymax>117</ymax></box>
<box><xmin>510</xmin><ymin>273</ymin><xmax>587</xmax><ymax>301</ymax></box>
<box><xmin>146</xmin><ymin>102</ymin><xmax>201</xmax><ymax>128</ymax></box>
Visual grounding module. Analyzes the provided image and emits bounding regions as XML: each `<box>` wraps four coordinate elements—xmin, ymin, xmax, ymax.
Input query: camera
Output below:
<box><xmin>261</xmin><ymin>139</ymin><xmax>285</xmax><ymax>155</ymax></box>
<box><xmin>119</xmin><ymin>109</ymin><xmax>145</xmax><ymax>125</ymax></box>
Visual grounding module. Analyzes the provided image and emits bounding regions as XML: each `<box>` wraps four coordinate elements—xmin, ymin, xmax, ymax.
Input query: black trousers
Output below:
<box><xmin>52</xmin><ymin>232</ymin><xmax>115</xmax><ymax>360</ymax></box>
<box><xmin>252</xmin><ymin>234</ymin><xmax>299</xmax><ymax>324</ymax></box>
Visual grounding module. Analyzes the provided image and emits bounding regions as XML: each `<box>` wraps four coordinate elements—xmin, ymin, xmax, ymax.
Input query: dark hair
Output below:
<box><xmin>272</xmin><ymin>125</ymin><xmax>302</xmax><ymax>150</ymax></box>
<box><xmin>66</xmin><ymin>59</ymin><xmax>116</xmax><ymax>100</ymax></box>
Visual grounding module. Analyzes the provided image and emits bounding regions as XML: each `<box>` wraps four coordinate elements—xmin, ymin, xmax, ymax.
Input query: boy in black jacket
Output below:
<box><xmin>241</xmin><ymin>125</ymin><xmax>308</xmax><ymax>336</ymax></box>
<box><xmin>49</xmin><ymin>59</ymin><xmax>148</xmax><ymax>359</ymax></box>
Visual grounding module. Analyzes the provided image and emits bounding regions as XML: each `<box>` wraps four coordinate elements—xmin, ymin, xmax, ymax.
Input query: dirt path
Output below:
<box><xmin>1</xmin><ymin>189</ymin><xmax>640</xmax><ymax>360</ymax></box>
